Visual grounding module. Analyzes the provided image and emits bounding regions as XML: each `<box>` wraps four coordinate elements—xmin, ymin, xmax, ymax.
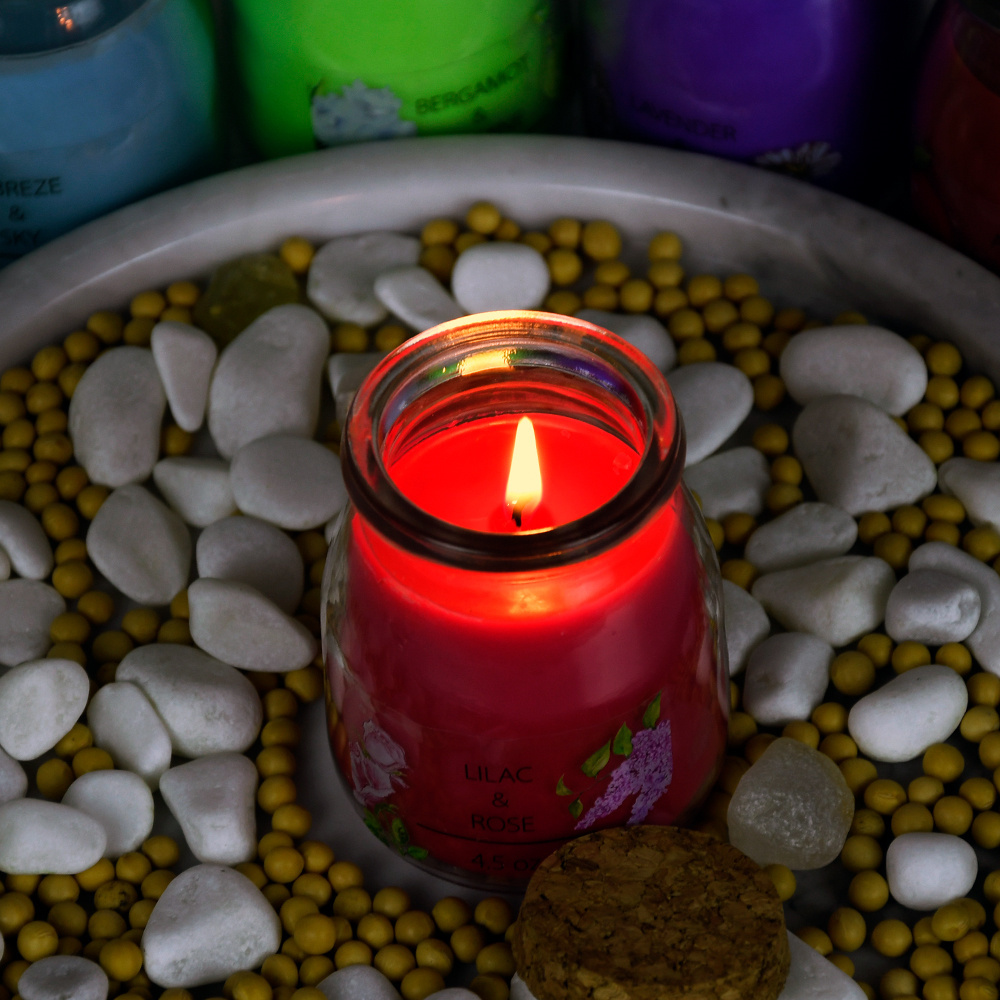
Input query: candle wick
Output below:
<box><xmin>511</xmin><ymin>504</ymin><xmax>523</xmax><ymax>528</ymax></box>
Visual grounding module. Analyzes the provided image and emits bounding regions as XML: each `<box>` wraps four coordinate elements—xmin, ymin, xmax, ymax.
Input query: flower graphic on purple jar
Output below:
<box><xmin>348</xmin><ymin>719</ymin><xmax>428</xmax><ymax>861</ymax></box>
<box><xmin>754</xmin><ymin>141</ymin><xmax>842</xmax><ymax>179</ymax></box>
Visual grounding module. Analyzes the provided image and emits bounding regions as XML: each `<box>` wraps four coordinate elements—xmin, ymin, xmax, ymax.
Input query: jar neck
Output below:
<box><xmin>341</xmin><ymin>310</ymin><xmax>685</xmax><ymax>572</ymax></box>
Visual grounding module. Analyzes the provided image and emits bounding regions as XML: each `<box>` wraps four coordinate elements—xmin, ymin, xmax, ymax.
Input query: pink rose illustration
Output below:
<box><xmin>348</xmin><ymin>720</ymin><xmax>408</xmax><ymax>809</ymax></box>
<box><xmin>362</xmin><ymin>720</ymin><xmax>406</xmax><ymax>771</ymax></box>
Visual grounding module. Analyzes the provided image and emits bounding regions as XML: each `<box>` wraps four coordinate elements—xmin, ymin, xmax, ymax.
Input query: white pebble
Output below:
<box><xmin>327</xmin><ymin>351</ymin><xmax>381</xmax><ymax>425</ymax></box>
<box><xmin>0</xmin><ymin>658</ymin><xmax>89</xmax><ymax>760</ymax></box>
<box><xmin>779</xmin><ymin>325</ymin><xmax>927</xmax><ymax>415</ymax></box>
<box><xmin>207</xmin><ymin>303</ymin><xmax>329</xmax><ymax>459</ymax></box>
<box><xmin>86</xmin><ymin>484</ymin><xmax>191</xmax><ymax>605</ymax></box>
<box><xmin>116</xmin><ymin>644</ymin><xmax>263</xmax><ymax>757</ymax></box>
<box><xmin>743</xmin><ymin>502</ymin><xmax>857</xmax><ymax>574</ymax></box>
<box><xmin>722</xmin><ymin>580</ymin><xmax>770</xmax><ymax>677</ymax></box>
<box><xmin>159</xmin><ymin>753</ymin><xmax>258</xmax><ymax>866</ymax></box>
<box><xmin>938</xmin><ymin>456</ymin><xmax>1000</xmax><ymax>533</ymax></box>
<box><xmin>450</xmin><ymin>241</ymin><xmax>549</xmax><ymax>312</ymax></box>
<box><xmin>0</xmin><ymin>579</ymin><xmax>65</xmax><ymax>667</ymax></box>
<box><xmin>151</xmin><ymin>320</ymin><xmax>217</xmax><ymax>432</ymax></box>
<box><xmin>0</xmin><ymin>500</ymin><xmax>52</xmax><ymax>579</ymax></box>
<box><xmin>196</xmin><ymin>515</ymin><xmax>305</xmax><ymax>615</ymax></box>
<box><xmin>779</xmin><ymin>932</ymin><xmax>867</xmax><ymax>1000</ymax></box>
<box><xmin>307</xmin><ymin>232</ymin><xmax>421</xmax><ymax>325</ymax></box>
<box><xmin>152</xmin><ymin>457</ymin><xmax>236</xmax><ymax>528</ymax></box>
<box><xmin>230</xmin><ymin>433</ymin><xmax>347</xmax><ymax>531</ymax></box>
<box><xmin>576</xmin><ymin>309</ymin><xmax>676</xmax><ymax>372</ymax></box>
<box><xmin>909</xmin><ymin>541</ymin><xmax>1000</xmax><ymax>675</ymax></box>
<box><xmin>848</xmin><ymin>664</ymin><xmax>968</xmax><ymax>762</ymax></box>
<box><xmin>68</xmin><ymin>345</ymin><xmax>166</xmax><ymax>487</ymax></box>
<box><xmin>510</xmin><ymin>975</ymin><xmax>537</xmax><ymax>1000</ymax></box>
<box><xmin>18</xmin><ymin>955</ymin><xmax>109</xmax><ymax>1000</ymax></box>
<box><xmin>884</xmin><ymin>568</ymin><xmax>981</xmax><ymax>644</ymax></box>
<box><xmin>667</xmin><ymin>363</ymin><xmax>753</xmax><ymax>465</ymax></box>
<box><xmin>141</xmin><ymin>864</ymin><xmax>282</xmax><ymax>988</ymax></box>
<box><xmin>188</xmin><ymin>577</ymin><xmax>318</xmax><ymax>673</ymax></box>
<box><xmin>886</xmin><ymin>832</ymin><xmax>978</xmax><ymax>910</ymax></box>
<box><xmin>0</xmin><ymin>799</ymin><xmax>106</xmax><ymax>874</ymax></box>
<box><xmin>373</xmin><ymin>265</ymin><xmax>463</xmax><ymax>331</ymax></box>
<box><xmin>61</xmin><ymin>769</ymin><xmax>155</xmax><ymax>857</ymax></box>
<box><xmin>742</xmin><ymin>633</ymin><xmax>834</xmax><ymax>726</ymax></box>
<box><xmin>315</xmin><ymin>964</ymin><xmax>402</xmax><ymax>1000</ymax></box>
<box><xmin>0</xmin><ymin>746</ymin><xmax>27</xmax><ymax>805</ymax></box>
<box><xmin>752</xmin><ymin>556</ymin><xmax>895</xmax><ymax>647</ymax></box>
<box><xmin>793</xmin><ymin>394</ymin><xmax>938</xmax><ymax>515</ymax></box>
<box><xmin>683</xmin><ymin>447</ymin><xmax>770</xmax><ymax>519</ymax></box>
<box><xmin>87</xmin><ymin>681</ymin><xmax>173</xmax><ymax>788</ymax></box>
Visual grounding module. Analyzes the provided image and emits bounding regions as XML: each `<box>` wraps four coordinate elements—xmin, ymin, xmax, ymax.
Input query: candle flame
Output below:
<box><xmin>506</xmin><ymin>417</ymin><xmax>542</xmax><ymax>527</ymax></box>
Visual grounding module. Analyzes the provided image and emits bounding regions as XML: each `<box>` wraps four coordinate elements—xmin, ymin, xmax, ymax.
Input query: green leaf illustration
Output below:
<box><xmin>643</xmin><ymin>692</ymin><xmax>662</xmax><ymax>729</ymax></box>
<box><xmin>581</xmin><ymin>741</ymin><xmax>611</xmax><ymax>777</ymax></box>
<box><xmin>364</xmin><ymin>811</ymin><xmax>388</xmax><ymax>844</ymax></box>
<box><xmin>390</xmin><ymin>818</ymin><xmax>410</xmax><ymax>848</ymax></box>
<box><xmin>569</xmin><ymin>798</ymin><xmax>583</xmax><ymax>819</ymax></box>
<box><xmin>612</xmin><ymin>723</ymin><xmax>633</xmax><ymax>757</ymax></box>
<box><xmin>555</xmin><ymin>775</ymin><xmax>574</xmax><ymax>796</ymax></box>
<box><xmin>407</xmin><ymin>846</ymin><xmax>429</xmax><ymax>860</ymax></box>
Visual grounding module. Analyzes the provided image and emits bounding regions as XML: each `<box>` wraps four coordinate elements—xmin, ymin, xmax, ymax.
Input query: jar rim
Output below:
<box><xmin>341</xmin><ymin>310</ymin><xmax>685</xmax><ymax>571</ymax></box>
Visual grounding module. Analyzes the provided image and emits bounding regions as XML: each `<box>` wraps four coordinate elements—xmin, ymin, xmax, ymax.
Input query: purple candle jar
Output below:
<box><xmin>580</xmin><ymin>0</ymin><xmax>888</xmax><ymax>192</ymax></box>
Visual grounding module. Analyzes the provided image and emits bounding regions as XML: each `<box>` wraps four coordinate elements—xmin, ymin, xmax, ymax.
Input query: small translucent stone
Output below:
<box><xmin>191</xmin><ymin>253</ymin><xmax>301</xmax><ymax>345</ymax></box>
<box><xmin>727</xmin><ymin>737</ymin><xmax>854</xmax><ymax>870</ymax></box>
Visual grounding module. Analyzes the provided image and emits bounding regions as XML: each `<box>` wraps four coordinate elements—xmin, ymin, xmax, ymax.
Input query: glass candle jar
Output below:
<box><xmin>0</xmin><ymin>0</ymin><xmax>219</xmax><ymax>267</ymax></box>
<box><xmin>226</xmin><ymin>0</ymin><xmax>563</xmax><ymax>158</ymax></box>
<box><xmin>912</xmin><ymin>0</ymin><xmax>1000</xmax><ymax>274</ymax></box>
<box><xmin>322</xmin><ymin>311</ymin><xmax>728</xmax><ymax>888</ymax></box>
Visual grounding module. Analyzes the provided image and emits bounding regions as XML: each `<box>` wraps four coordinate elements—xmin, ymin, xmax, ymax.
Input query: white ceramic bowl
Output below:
<box><xmin>3</xmin><ymin>133</ymin><xmax>1000</xmax><ymax>376</ymax></box>
<box><xmin>2</xmin><ymin>133</ymin><xmax>1000</xmax><ymax>910</ymax></box>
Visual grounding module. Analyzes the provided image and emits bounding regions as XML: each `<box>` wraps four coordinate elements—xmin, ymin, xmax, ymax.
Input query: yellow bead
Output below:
<box><xmin>647</xmin><ymin>230</ymin><xmax>683</xmax><ymax>260</ymax></box>
<box><xmin>841</xmin><ymin>835</ymin><xmax>882</xmax><ymax>872</ymax></box>
<box><xmin>720</xmin><ymin>559</ymin><xmax>756</xmax><ymax>589</ymax></box>
<box><xmin>686</xmin><ymin>274</ymin><xmax>722</xmax><ymax>308</ymax></box>
<box><xmin>333</xmin><ymin>886</ymin><xmax>372</xmax><ymax>921</ymax></box>
<box><xmin>647</xmin><ymin>258</ymin><xmax>684</xmax><ymax>288</ymax></box>
<box><xmin>451</xmin><ymin>923</ymin><xmax>486</xmax><ymax>963</ymax></box>
<box><xmin>770</xmin><ymin>454</ymin><xmax>803</xmax><ymax>486</ymax></box>
<box><xmin>927</xmin><ymin>374</ymin><xmax>961</xmax><ymax>409</ymax></box>
<box><xmin>764</xmin><ymin>863</ymin><xmax>796</xmax><ymax>901</ymax></box>
<box><xmin>581</xmin><ymin>283</ymin><xmax>618</xmax><ymax>311</ymax></box>
<box><xmin>962</xmin><ymin>705</ymin><xmax>1000</xmax><ymax>742</ymax></box>
<box><xmin>937</xmin><ymin>642</ymin><xmax>973</xmax><ymax>675</ymax></box>
<box><xmin>925</xmin><ymin>341</ymin><xmax>963</xmax><ymax>376</ymax></box>
<box><xmin>580</xmin><ymin>220</ymin><xmax>622</xmax><ymax>260</ymax></box>
<box><xmin>677</xmin><ymin>337</ymin><xmax>716</xmax><ymax>364</ymax></box>
<box><xmin>751</xmin><ymin>423</ymin><xmax>789</xmax><ymax>456</ymax></box>
<box><xmin>395</xmin><ymin>910</ymin><xmax>435</xmax><ymax>946</ymax></box>
<box><xmin>830</xmin><ymin>651</ymin><xmax>876</xmax><ymax>696</ymax></box>
<box><xmin>72</xmin><ymin>746</ymin><xmax>114</xmax><ymax>777</ymax></box>
<box><xmin>374</xmin><ymin>324</ymin><xmax>407</xmax><ymax>353</ymax></box>
<box><xmin>593</xmin><ymin>259</ymin><xmax>630</xmax><ymax>286</ymax></box>
<box><xmin>701</xmin><ymin>297</ymin><xmax>739</xmax><ymax>332</ymax></box>
<box><xmin>934</xmin><ymin>795</ymin><xmax>973</xmax><ymax>835</ymax></box>
<box><xmin>796</xmin><ymin>926</ymin><xmax>833</xmax><ymax>955</ymax></box>
<box><xmin>752</xmin><ymin>374</ymin><xmax>785</xmax><ymax>410</ymax></box>
<box><xmin>733</xmin><ymin>347</ymin><xmax>770</xmax><ymax>378</ymax></box>
<box><xmin>827</xmin><ymin>907</ymin><xmax>866</xmax><ymax>952</ymax></box>
<box><xmin>374</xmin><ymin>943</ymin><xmax>417</xmax><ymax>981</ymax></box>
<box><xmin>891</xmin><ymin>640</ymin><xmax>931</xmax><ymax>674</ymax></box>
<box><xmin>653</xmin><ymin>286</ymin><xmax>689</xmax><ymax>317</ymax></box>
<box><xmin>924</xmin><ymin>742</ymin><xmax>965</xmax><ymax>781</ymax></box>
<box><xmin>465</xmin><ymin>202</ymin><xmax>501</xmax><ymax>235</ymax></box>
<box><xmin>891</xmin><ymin>802</ymin><xmax>934</xmax><ymax>836</ymax></box>
<box><xmin>873</xmin><ymin>531</ymin><xmax>911</xmax><ymax>570</ymax></box>
<box><xmin>475</xmin><ymin>941</ymin><xmax>516</xmax><ymax>976</ymax></box>
<box><xmin>667</xmin><ymin>307</ymin><xmax>705</xmax><ymax>340</ymax></box>
<box><xmin>920</xmin><ymin>429</ymin><xmax>956</xmax><ymax>463</ymax></box>
<box><xmin>871</xmin><ymin>919</ymin><xmax>913</xmax><ymax>957</ymax></box>
<box><xmin>294</xmin><ymin>913</ymin><xmax>339</xmax><ymax>955</ymax></box>
<box><xmin>400</xmin><ymin>967</ymin><xmax>446</xmax><ymax>1000</ymax></box>
<box><xmin>545</xmin><ymin>248</ymin><xmax>582</xmax><ymax>286</ymax></box>
<box><xmin>619</xmin><ymin>278</ymin><xmax>654</xmax><ymax>313</ymax></box>
<box><xmin>17</xmin><ymin>919</ymin><xmax>58</xmax><ymax>961</ymax></box>
<box><xmin>811</xmin><ymin>701</ymin><xmax>848</xmax><ymax>734</ymax></box>
<box><xmin>848</xmin><ymin>870</ymin><xmax>889</xmax><ymax>912</ymax></box>
<box><xmin>543</xmin><ymin>290</ymin><xmax>581</xmax><ymax>315</ymax></box>
<box><xmin>781</xmin><ymin>720</ymin><xmax>820</xmax><ymax>749</ymax></box>
<box><xmin>964</xmin><ymin>430</ymin><xmax>1000</xmax><ymax>461</ymax></box>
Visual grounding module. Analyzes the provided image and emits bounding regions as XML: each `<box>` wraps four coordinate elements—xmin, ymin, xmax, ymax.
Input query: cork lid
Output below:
<box><xmin>512</xmin><ymin>825</ymin><xmax>790</xmax><ymax>1000</ymax></box>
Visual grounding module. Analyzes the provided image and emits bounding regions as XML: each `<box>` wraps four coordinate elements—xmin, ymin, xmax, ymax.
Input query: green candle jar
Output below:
<box><xmin>227</xmin><ymin>0</ymin><xmax>563</xmax><ymax>158</ymax></box>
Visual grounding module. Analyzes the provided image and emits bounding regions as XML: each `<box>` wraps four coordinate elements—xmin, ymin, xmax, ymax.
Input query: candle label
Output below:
<box><xmin>326</xmin><ymin>674</ymin><xmax>715</xmax><ymax>881</ymax></box>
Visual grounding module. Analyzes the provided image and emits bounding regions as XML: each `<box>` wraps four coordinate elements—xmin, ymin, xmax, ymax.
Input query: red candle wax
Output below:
<box><xmin>329</xmin><ymin>410</ymin><xmax>726</xmax><ymax>882</ymax></box>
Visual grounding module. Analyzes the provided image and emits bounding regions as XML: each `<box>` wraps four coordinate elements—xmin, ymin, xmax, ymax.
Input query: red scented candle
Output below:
<box><xmin>323</xmin><ymin>311</ymin><xmax>727</xmax><ymax>887</ymax></box>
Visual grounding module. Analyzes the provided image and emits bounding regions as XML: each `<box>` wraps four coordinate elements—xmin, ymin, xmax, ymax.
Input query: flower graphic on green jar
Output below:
<box><xmin>348</xmin><ymin>719</ymin><xmax>428</xmax><ymax>860</ymax></box>
<box><xmin>311</xmin><ymin>79</ymin><xmax>418</xmax><ymax>146</ymax></box>
<box><xmin>557</xmin><ymin>691</ymin><xmax>674</xmax><ymax>830</ymax></box>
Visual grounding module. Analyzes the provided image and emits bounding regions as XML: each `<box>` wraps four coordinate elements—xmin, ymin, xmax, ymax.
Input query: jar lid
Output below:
<box><xmin>0</xmin><ymin>0</ymin><xmax>145</xmax><ymax>56</ymax></box>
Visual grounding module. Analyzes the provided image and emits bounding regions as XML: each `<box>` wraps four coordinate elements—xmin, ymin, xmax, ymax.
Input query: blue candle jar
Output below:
<box><xmin>0</xmin><ymin>0</ymin><xmax>220</xmax><ymax>266</ymax></box>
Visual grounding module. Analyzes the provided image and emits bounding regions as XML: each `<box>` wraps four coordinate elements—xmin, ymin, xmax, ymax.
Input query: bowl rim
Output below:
<box><xmin>1</xmin><ymin>132</ymin><xmax>999</xmax><ymax>376</ymax></box>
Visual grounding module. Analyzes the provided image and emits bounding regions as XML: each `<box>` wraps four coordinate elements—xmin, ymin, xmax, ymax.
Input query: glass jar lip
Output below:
<box><xmin>341</xmin><ymin>310</ymin><xmax>686</xmax><ymax>571</ymax></box>
<box><xmin>0</xmin><ymin>0</ymin><xmax>152</xmax><ymax>57</ymax></box>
